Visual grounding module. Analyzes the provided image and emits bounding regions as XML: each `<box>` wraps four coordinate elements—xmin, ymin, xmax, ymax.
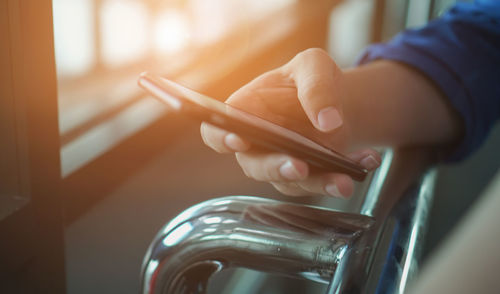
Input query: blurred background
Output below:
<box><xmin>3</xmin><ymin>0</ymin><xmax>499</xmax><ymax>293</ymax></box>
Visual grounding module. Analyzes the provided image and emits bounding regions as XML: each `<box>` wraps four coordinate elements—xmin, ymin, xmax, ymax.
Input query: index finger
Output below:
<box><xmin>200</xmin><ymin>122</ymin><xmax>251</xmax><ymax>153</ymax></box>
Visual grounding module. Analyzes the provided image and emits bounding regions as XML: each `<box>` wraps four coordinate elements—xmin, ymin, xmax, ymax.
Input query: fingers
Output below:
<box><xmin>202</xmin><ymin>117</ymin><xmax>381</xmax><ymax>198</ymax></box>
<box><xmin>199</xmin><ymin>48</ymin><xmax>380</xmax><ymax>200</ymax></box>
<box><xmin>301</xmin><ymin>173</ymin><xmax>354</xmax><ymax>197</ymax></box>
<box><xmin>282</xmin><ymin>48</ymin><xmax>344</xmax><ymax>133</ymax></box>
<box><xmin>249</xmin><ymin>148</ymin><xmax>381</xmax><ymax>198</ymax></box>
<box><xmin>235</xmin><ymin>152</ymin><xmax>309</xmax><ymax>182</ymax></box>
<box><xmin>347</xmin><ymin>148</ymin><xmax>382</xmax><ymax>171</ymax></box>
<box><xmin>200</xmin><ymin>122</ymin><xmax>250</xmax><ymax>153</ymax></box>
<box><xmin>271</xmin><ymin>173</ymin><xmax>354</xmax><ymax>198</ymax></box>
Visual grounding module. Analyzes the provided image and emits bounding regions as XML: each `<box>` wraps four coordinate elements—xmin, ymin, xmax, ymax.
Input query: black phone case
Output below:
<box><xmin>139</xmin><ymin>73</ymin><xmax>368</xmax><ymax>181</ymax></box>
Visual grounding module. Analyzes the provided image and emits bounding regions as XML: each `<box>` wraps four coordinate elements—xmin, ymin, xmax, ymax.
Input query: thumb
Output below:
<box><xmin>283</xmin><ymin>48</ymin><xmax>344</xmax><ymax>132</ymax></box>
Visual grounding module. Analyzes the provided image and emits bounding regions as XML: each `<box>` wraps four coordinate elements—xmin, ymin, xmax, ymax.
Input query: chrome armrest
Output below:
<box><xmin>141</xmin><ymin>149</ymin><xmax>436</xmax><ymax>294</ymax></box>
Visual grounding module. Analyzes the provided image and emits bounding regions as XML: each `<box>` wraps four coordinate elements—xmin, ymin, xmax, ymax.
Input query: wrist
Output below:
<box><xmin>341</xmin><ymin>60</ymin><xmax>462</xmax><ymax>148</ymax></box>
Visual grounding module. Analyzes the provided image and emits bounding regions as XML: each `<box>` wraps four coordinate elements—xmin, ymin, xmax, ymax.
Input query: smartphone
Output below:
<box><xmin>138</xmin><ymin>72</ymin><xmax>367</xmax><ymax>181</ymax></box>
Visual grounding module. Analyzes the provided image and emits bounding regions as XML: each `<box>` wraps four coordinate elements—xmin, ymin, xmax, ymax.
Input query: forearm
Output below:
<box><xmin>343</xmin><ymin>60</ymin><xmax>463</xmax><ymax>148</ymax></box>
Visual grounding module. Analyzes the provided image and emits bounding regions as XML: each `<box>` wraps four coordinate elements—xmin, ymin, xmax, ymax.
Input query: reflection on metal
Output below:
<box><xmin>360</xmin><ymin>149</ymin><xmax>394</xmax><ymax>216</ymax></box>
<box><xmin>326</xmin><ymin>165</ymin><xmax>436</xmax><ymax>294</ymax></box>
<box><xmin>141</xmin><ymin>149</ymin><xmax>436</xmax><ymax>294</ymax></box>
<box><xmin>141</xmin><ymin>197</ymin><xmax>374</xmax><ymax>293</ymax></box>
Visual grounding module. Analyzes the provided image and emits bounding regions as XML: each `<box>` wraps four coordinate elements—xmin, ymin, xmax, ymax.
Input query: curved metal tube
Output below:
<box><xmin>141</xmin><ymin>148</ymin><xmax>436</xmax><ymax>294</ymax></box>
<box><xmin>141</xmin><ymin>197</ymin><xmax>375</xmax><ymax>293</ymax></box>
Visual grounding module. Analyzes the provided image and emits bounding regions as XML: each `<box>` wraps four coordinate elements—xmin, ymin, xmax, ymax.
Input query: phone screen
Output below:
<box><xmin>138</xmin><ymin>72</ymin><xmax>367</xmax><ymax>181</ymax></box>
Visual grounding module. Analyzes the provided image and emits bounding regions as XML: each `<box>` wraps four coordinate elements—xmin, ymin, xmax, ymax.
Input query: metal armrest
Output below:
<box><xmin>141</xmin><ymin>149</ymin><xmax>436</xmax><ymax>294</ymax></box>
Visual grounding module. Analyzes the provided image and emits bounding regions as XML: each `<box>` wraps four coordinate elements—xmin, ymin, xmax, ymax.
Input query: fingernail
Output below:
<box><xmin>224</xmin><ymin>133</ymin><xmax>248</xmax><ymax>151</ymax></box>
<box><xmin>325</xmin><ymin>183</ymin><xmax>343</xmax><ymax>197</ymax></box>
<box><xmin>317</xmin><ymin>107</ymin><xmax>343</xmax><ymax>132</ymax></box>
<box><xmin>360</xmin><ymin>155</ymin><xmax>380</xmax><ymax>170</ymax></box>
<box><xmin>279</xmin><ymin>160</ymin><xmax>304</xmax><ymax>180</ymax></box>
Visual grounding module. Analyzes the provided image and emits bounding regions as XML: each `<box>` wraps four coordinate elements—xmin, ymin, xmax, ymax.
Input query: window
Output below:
<box><xmin>53</xmin><ymin>0</ymin><xmax>298</xmax><ymax>177</ymax></box>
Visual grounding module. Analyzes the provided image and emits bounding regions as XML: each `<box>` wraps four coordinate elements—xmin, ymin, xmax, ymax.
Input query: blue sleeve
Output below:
<box><xmin>357</xmin><ymin>0</ymin><xmax>500</xmax><ymax>162</ymax></box>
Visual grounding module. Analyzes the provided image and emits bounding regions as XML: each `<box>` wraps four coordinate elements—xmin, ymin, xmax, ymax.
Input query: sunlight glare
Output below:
<box><xmin>52</xmin><ymin>0</ymin><xmax>95</xmax><ymax>77</ymax></box>
<box><xmin>163</xmin><ymin>223</ymin><xmax>193</xmax><ymax>247</ymax></box>
<box><xmin>100</xmin><ymin>0</ymin><xmax>148</xmax><ymax>67</ymax></box>
<box><xmin>154</xmin><ymin>10</ymin><xmax>191</xmax><ymax>54</ymax></box>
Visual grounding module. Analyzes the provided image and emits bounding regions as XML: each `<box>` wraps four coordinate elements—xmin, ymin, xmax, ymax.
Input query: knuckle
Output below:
<box><xmin>298</xmin><ymin>74</ymin><xmax>334</xmax><ymax>101</ymax></box>
<box><xmin>271</xmin><ymin>182</ymin><xmax>304</xmax><ymax>197</ymax></box>
<box><xmin>203</xmin><ymin>139</ymin><xmax>223</xmax><ymax>153</ymax></box>
<box><xmin>235</xmin><ymin>155</ymin><xmax>252</xmax><ymax>178</ymax></box>
<box><xmin>236</xmin><ymin>154</ymin><xmax>260</xmax><ymax>181</ymax></box>
<box><xmin>200</xmin><ymin>124</ymin><xmax>210</xmax><ymax>142</ymax></box>
<box><xmin>299</xmin><ymin>76</ymin><xmax>320</xmax><ymax>98</ymax></box>
<box><xmin>265</xmin><ymin>155</ymin><xmax>289</xmax><ymax>182</ymax></box>
<box><xmin>297</xmin><ymin>48</ymin><xmax>329</xmax><ymax>62</ymax></box>
<box><xmin>200</xmin><ymin>124</ymin><xmax>224</xmax><ymax>152</ymax></box>
<box><xmin>263</xmin><ymin>163</ymin><xmax>278</xmax><ymax>181</ymax></box>
<box><xmin>239</xmin><ymin>164</ymin><xmax>254</xmax><ymax>179</ymax></box>
<box><xmin>298</xmin><ymin>182</ymin><xmax>325</xmax><ymax>196</ymax></box>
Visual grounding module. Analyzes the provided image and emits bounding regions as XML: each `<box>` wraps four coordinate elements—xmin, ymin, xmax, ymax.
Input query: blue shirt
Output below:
<box><xmin>358</xmin><ymin>0</ymin><xmax>500</xmax><ymax>161</ymax></box>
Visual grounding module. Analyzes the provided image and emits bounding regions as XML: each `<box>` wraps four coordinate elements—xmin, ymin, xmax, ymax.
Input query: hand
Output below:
<box><xmin>201</xmin><ymin>48</ymin><xmax>381</xmax><ymax>198</ymax></box>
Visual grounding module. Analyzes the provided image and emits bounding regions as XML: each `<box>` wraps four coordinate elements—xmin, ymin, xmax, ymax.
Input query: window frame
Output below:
<box><xmin>0</xmin><ymin>0</ymin><xmax>65</xmax><ymax>292</ymax></box>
